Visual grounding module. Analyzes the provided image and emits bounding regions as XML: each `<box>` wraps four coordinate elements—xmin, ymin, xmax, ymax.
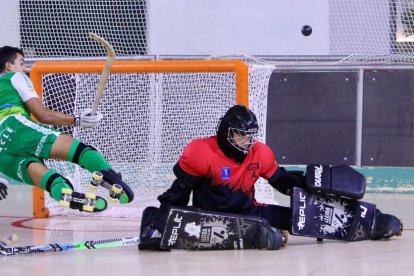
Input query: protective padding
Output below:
<box><xmin>160</xmin><ymin>207</ymin><xmax>269</xmax><ymax>250</ymax></box>
<box><xmin>305</xmin><ymin>164</ymin><xmax>366</xmax><ymax>199</ymax></box>
<box><xmin>290</xmin><ymin>187</ymin><xmax>375</xmax><ymax>241</ymax></box>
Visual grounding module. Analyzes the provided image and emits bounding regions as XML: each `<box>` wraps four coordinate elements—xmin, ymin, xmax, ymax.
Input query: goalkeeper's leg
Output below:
<box><xmin>139</xmin><ymin>206</ymin><xmax>286</xmax><ymax>251</ymax></box>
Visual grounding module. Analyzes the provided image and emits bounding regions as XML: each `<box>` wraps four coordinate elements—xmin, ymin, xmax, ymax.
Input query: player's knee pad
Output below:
<box><xmin>69</xmin><ymin>140</ymin><xmax>97</xmax><ymax>164</ymax></box>
<box><xmin>305</xmin><ymin>164</ymin><xmax>366</xmax><ymax>199</ymax></box>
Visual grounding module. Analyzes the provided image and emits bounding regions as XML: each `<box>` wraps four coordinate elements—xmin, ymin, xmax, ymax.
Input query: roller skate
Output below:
<box><xmin>370</xmin><ymin>209</ymin><xmax>403</xmax><ymax>240</ymax></box>
<box><xmin>59</xmin><ymin>188</ymin><xmax>107</xmax><ymax>212</ymax></box>
<box><xmin>88</xmin><ymin>169</ymin><xmax>134</xmax><ymax>204</ymax></box>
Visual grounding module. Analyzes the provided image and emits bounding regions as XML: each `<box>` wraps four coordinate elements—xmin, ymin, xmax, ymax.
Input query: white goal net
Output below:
<box><xmin>36</xmin><ymin>61</ymin><xmax>275</xmax><ymax>217</ymax></box>
<box><xmin>2</xmin><ymin>0</ymin><xmax>414</xmax><ymax>64</ymax></box>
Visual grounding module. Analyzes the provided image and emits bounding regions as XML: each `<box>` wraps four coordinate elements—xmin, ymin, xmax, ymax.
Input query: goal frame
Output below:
<box><xmin>30</xmin><ymin>59</ymin><xmax>249</xmax><ymax>218</ymax></box>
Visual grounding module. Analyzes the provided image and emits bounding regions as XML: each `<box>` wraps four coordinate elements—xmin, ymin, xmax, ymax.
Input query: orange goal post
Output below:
<box><xmin>30</xmin><ymin>59</ymin><xmax>275</xmax><ymax>218</ymax></box>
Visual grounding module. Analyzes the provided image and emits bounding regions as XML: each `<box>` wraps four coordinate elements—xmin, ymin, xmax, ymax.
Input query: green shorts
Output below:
<box><xmin>0</xmin><ymin>114</ymin><xmax>61</xmax><ymax>185</ymax></box>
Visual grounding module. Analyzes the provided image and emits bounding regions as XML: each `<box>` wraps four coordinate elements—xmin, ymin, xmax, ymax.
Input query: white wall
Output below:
<box><xmin>0</xmin><ymin>0</ymin><xmax>20</xmax><ymax>47</ymax></box>
<box><xmin>147</xmin><ymin>0</ymin><xmax>330</xmax><ymax>56</ymax></box>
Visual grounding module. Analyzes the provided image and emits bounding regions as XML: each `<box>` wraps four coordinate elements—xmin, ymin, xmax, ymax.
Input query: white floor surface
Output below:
<box><xmin>0</xmin><ymin>186</ymin><xmax>412</xmax><ymax>276</ymax></box>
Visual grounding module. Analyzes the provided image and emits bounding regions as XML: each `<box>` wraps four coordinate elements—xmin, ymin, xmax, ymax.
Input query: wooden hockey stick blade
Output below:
<box><xmin>0</xmin><ymin>234</ymin><xmax>19</xmax><ymax>247</ymax></box>
<box><xmin>88</xmin><ymin>32</ymin><xmax>116</xmax><ymax>115</ymax></box>
<box><xmin>0</xmin><ymin>236</ymin><xmax>139</xmax><ymax>256</ymax></box>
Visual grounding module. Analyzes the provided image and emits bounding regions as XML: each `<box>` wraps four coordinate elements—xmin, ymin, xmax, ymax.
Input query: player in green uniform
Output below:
<box><xmin>0</xmin><ymin>46</ymin><xmax>134</xmax><ymax>212</ymax></box>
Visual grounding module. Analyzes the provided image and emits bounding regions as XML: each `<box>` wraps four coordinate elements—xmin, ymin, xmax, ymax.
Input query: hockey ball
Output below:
<box><xmin>301</xmin><ymin>25</ymin><xmax>312</xmax><ymax>36</ymax></box>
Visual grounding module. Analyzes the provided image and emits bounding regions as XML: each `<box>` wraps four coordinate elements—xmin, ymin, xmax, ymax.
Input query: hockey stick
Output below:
<box><xmin>88</xmin><ymin>32</ymin><xmax>116</xmax><ymax>115</ymax></box>
<box><xmin>0</xmin><ymin>236</ymin><xmax>140</xmax><ymax>256</ymax></box>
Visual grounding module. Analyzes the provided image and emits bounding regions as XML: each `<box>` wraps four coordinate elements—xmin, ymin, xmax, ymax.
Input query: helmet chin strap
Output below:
<box><xmin>217</xmin><ymin>135</ymin><xmax>247</xmax><ymax>164</ymax></box>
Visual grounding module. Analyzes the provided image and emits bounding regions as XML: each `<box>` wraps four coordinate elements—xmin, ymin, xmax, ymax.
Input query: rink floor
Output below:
<box><xmin>0</xmin><ymin>185</ymin><xmax>412</xmax><ymax>276</ymax></box>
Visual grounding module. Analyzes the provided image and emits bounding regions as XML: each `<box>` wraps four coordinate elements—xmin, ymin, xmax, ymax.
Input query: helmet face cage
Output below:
<box><xmin>227</xmin><ymin>127</ymin><xmax>258</xmax><ymax>154</ymax></box>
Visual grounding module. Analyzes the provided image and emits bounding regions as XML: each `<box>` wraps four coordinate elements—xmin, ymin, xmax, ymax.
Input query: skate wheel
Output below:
<box><xmin>107</xmin><ymin>195</ymin><xmax>118</xmax><ymax>203</ymax></box>
<box><xmin>82</xmin><ymin>205</ymin><xmax>94</xmax><ymax>212</ymax></box>
<box><xmin>61</xmin><ymin>188</ymin><xmax>73</xmax><ymax>195</ymax></box>
<box><xmin>59</xmin><ymin>200</ymin><xmax>70</xmax><ymax>207</ymax></box>
<box><xmin>92</xmin><ymin>171</ymin><xmax>103</xmax><ymax>181</ymax></box>
<box><xmin>118</xmin><ymin>193</ymin><xmax>129</xmax><ymax>204</ymax></box>
<box><xmin>111</xmin><ymin>184</ymin><xmax>123</xmax><ymax>194</ymax></box>
<box><xmin>85</xmin><ymin>193</ymin><xmax>97</xmax><ymax>200</ymax></box>
<box><xmin>88</xmin><ymin>182</ymin><xmax>98</xmax><ymax>190</ymax></box>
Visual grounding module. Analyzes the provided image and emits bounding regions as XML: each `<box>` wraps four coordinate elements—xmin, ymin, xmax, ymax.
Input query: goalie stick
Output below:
<box><xmin>88</xmin><ymin>32</ymin><xmax>116</xmax><ymax>115</ymax></box>
<box><xmin>0</xmin><ymin>236</ymin><xmax>140</xmax><ymax>256</ymax></box>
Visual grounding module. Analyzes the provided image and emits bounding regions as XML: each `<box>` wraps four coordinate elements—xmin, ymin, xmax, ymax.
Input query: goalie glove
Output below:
<box><xmin>0</xmin><ymin>177</ymin><xmax>8</xmax><ymax>200</ymax></box>
<box><xmin>74</xmin><ymin>108</ymin><xmax>103</xmax><ymax>128</ymax></box>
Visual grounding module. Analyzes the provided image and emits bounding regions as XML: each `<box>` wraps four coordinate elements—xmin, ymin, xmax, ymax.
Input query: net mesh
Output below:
<box><xmin>40</xmin><ymin>64</ymin><xmax>275</xmax><ymax>217</ymax></box>
<box><xmin>19</xmin><ymin>0</ymin><xmax>147</xmax><ymax>57</ymax></box>
<box><xmin>1</xmin><ymin>0</ymin><xmax>414</xmax><ymax>63</ymax></box>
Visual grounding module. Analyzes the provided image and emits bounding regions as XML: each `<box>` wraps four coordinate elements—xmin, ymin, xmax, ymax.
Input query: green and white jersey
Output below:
<box><xmin>0</xmin><ymin>72</ymin><xmax>60</xmax><ymax>185</ymax></box>
<box><xmin>0</xmin><ymin>72</ymin><xmax>39</xmax><ymax>121</ymax></box>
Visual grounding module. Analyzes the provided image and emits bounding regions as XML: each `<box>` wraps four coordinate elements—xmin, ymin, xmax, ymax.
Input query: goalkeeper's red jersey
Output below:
<box><xmin>177</xmin><ymin>136</ymin><xmax>279</xmax><ymax>212</ymax></box>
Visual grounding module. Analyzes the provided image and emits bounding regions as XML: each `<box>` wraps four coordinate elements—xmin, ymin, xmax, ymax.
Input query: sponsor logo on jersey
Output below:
<box><xmin>222</xmin><ymin>167</ymin><xmax>231</xmax><ymax>180</ymax></box>
<box><xmin>247</xmin><ymin>163</ymin><xmax>259</xmax><ymax>170</ymax></box>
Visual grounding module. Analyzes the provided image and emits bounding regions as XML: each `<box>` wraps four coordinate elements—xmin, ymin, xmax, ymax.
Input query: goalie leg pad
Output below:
<box><xmin>306</xmin><ymin>164</ymin><xmax>366</xmax><ymax>199</ymax></box>
<box><xmin>160</xmin><ymin>207</ymin><xmax>285</xmax><ymax>250</ymax></box>
<box><xmin>291</xmin><ymin>187</ymin><xmax>376</xmax><ymax>241</ymax></box>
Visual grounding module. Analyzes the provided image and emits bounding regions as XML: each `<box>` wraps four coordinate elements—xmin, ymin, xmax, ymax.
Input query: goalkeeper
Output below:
<box><xmin>0</xmin><ymin>46</ymin><xmax>134</xmax><ymax>212</ymax></box>
<box><xmin>139</xmin><ymin>105</ymin><xmax>402</xmax><ymax>250</ymax></box>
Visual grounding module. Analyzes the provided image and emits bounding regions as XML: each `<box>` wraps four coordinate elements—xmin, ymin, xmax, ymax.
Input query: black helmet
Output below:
<box><xmin>216</xmin><ymin>105</ymin><xmax>259</xmax><ymax>162</ymax></box>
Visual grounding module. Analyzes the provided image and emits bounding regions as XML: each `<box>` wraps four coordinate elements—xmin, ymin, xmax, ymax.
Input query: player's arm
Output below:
<box><xmin>25</xmin><ymin>98</ymin><xmax>75</xmax><ymax>126</ymax></box>
<box><xmin>267</xmin><ymin>167</ymin><xmax>307</xmax><ymax>195</ymax></box>
<box><xmin>26</xmin><ymin>98</ymin><xmax>103</xmax><ymax>128</ymax></box>
<box><xmin>157</xmin><ymin>163</ymin><xmax>204</xmax><ymax>208</ymax></box>
<box><xmin>158</xmin><ymin>140</ymin><xmax>207</xmax><ymax>208</ymax></box>
<box><xmin>12</xmin><ymin>72</ymin><xmax>102</xmax><ymax>128</ymax></box>
<box><xmin>259</xmin><ymin>144</ymin><xmax>306</xmax><ymax>195</ymax></box>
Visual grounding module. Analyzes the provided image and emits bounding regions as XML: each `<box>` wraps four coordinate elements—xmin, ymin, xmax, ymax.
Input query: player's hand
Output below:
<box><xmin>74</xmin><ymin>108</ymin><xmax>103</xmax><ymax>128</ymax></box>
<box><xmin>0</xmin><ymin>179</ymin><xmax>8</xmax><ymax>200</ymax></box>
